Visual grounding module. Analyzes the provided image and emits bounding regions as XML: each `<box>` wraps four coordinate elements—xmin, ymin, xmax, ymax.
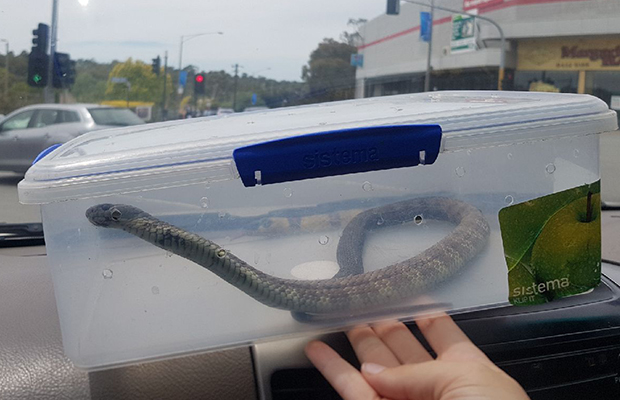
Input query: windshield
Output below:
<box><xmin>0</xmin><ymin>0</ymin><xmax>619</xmax><ymax>227</ymax></box>
<box><xmin>88</xmin><ymin>108</ymin><xmax>145</xmax><ymax>126</ymax></box>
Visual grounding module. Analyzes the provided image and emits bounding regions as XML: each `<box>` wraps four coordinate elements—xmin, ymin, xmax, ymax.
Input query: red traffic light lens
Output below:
<box><xmin>195</xmin><ymin>75</ymin><xmax>204</xmax><ymax>83</ymax></box>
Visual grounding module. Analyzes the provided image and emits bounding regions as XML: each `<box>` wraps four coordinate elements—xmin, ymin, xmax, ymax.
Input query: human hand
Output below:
<box><xmin>305</xmin><ymin>313</ymin><xmax>530</xmax><ymax>400</ymax></box>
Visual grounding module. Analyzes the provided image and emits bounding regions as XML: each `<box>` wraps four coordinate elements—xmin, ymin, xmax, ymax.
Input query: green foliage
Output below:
<box><xmin>0</xmin><ymin>52</ymin><xmax>45</xmax><ymax>114</ymax></box>
<box><xmin>301</xmin><ymin>38</ymin><xmax>357</xmax><ymax>103</ymax></box>
<box><xmin>72</xmin><ymin>73</ymin><xmax>108</xmax><ymax>104</ymax></box>
<box><xmin>106</xmin><ymin>59</ymin><xmax>161</xmax><ymax>102</ymax></box>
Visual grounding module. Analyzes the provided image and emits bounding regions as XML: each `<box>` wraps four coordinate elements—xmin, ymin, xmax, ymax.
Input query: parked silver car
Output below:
<box><xmin>0</xmin><ymin>104</ymin><xmax>144</xmax><ymax>173</ymax></box>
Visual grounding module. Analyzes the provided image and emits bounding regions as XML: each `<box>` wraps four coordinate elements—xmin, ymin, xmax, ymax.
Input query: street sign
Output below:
<box><xmin>420</xmin><ymin>12</ymin><xmax>431</xmax><ymax>42</ymax></box>
<box><xmin>451</xmin><ymin>13</ymin><xmax>477</xmax><ymax>55</ymax></box>
<box><xmin>350</xmin><ymin>54</ymin><xmax>364</xmax><ymax>67</ymax></box>
<box><xmin>178</xmin><ymin>71</ymin><xmax>188</xmax><ymax>86</ymax></box>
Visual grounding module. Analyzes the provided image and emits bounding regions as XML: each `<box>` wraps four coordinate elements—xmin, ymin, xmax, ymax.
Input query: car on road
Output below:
<box><xmin>216</xmin><ymin>107</ymin><xmax>235</xmax><ymax>115</ymax></box>
<box><xmin>0</xmin><ymin>104</ymin><xmax>144</xmax><ymax>173</ymax></box>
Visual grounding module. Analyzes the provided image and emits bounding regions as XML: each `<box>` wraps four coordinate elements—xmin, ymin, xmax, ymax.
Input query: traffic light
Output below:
<box><xmin>53</xmin><ymin>52</ymin><xmax>76</xmax><ymax>88</ymax></box>
<box><xmin>387</xmin><ymin>0</ymin><xmax>400</xmax><ymax>15</ymax></box>
<box><xmin>152</xmin><ymin>56</ymin><xmax>161</xmax><ymax>76</ymax></box>
<box><xmin>32</xmin><ymin>23</ymin><xmax>49</xmax><ymax>53</ymax></box>
<box><xmin>28</xmin><ymin>51</ymin><xmax>49</xmax><ymax>87</ymax></box>
<box><xmin>194</xmin><ymin>73</ymin><xmax>205</xmax><ymax>95</ymax></box>
<box><xmin>28</xmin><ymin>23</ymin><xmax>50</xmax><ymax>87</ymax></box>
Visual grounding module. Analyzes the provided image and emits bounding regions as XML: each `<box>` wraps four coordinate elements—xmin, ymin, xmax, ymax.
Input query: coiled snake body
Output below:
<box><xmin>86</xmin><ymin>197</ymin><xmax>489</xmax><ymax>316</ymax></box>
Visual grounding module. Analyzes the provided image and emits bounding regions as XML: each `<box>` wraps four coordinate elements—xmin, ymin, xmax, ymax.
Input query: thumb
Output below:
<box><xmin>361</xmin><ymin>362</ymin><xmax>453</xmax><ymax>400</ymax></box>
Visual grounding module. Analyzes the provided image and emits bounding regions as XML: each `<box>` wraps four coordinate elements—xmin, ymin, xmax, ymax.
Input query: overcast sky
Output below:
<box><xmin>0</xmin><ymin>0</ymin><xmax>387</xmax><ymax>81</ymax></box>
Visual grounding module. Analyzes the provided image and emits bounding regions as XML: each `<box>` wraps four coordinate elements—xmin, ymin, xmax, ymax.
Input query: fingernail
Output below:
<box><xmin>362</xmin><ymin>362</ymin><xmax>386</xmax><ymax>375</ymax></box>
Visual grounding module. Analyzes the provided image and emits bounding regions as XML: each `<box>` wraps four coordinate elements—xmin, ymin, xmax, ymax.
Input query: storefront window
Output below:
<box><xmin>431</xmin><ymin>69</ymin><xmax>498</xmax><ymax>91</ymax></box>
<box><xmin>585</xmin><ymin>71</ymin><xmax>620</xmax><ymax>106</ymax></box>
<box><xmin>514</xmin><ymin>71</ymin><xmax>579</xmax><ymax>93</ymax></box>
<box><xmin>365</xmin><ymin>74</ymin><xmax>424</xmax><ymax>97</ymax></box>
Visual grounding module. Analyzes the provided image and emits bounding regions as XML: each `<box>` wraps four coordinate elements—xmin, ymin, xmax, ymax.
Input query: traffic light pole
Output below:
<box><xmin>162</xmin><ymin>51</ymin><xmax>168</xmax><ymax>120</ymax></box>
<box><xmin>232</xmin><ymin>63</ymin><xmax>239</xmax><ymax>111</ymax></box>
<box><xmin>45</xmin><ymin>0</ymin><xmax>59</xmax><ymax>103</ymax></box>
<box><xmin>424</xmin><ymin>0</ymin><xmax>434</xmax><ymax>92</ymax></box>
<box><xmin>0</xmin><ymin>39</ymin><xmax>8</xmax><ymax>96</ymax></box>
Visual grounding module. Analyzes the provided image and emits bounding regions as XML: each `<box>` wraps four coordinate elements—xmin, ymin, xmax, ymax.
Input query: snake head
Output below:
<box><xmin>86</xmin><ymin>204</ymin><xmax>146</xmax><ymax>228</ymax></box>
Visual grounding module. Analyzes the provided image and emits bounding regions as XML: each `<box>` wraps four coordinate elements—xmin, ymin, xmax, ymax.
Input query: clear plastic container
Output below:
<box><xmin>18</xmin><ymin>91</ymin><xmax>618</xmax><ymax>370</ymax></box>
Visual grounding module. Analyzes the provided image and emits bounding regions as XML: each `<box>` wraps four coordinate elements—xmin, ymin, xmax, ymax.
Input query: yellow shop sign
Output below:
<box><xmin>518</xmin><ymin>37</ymin><xmax>620</xmax><ymax>71</ymax></box>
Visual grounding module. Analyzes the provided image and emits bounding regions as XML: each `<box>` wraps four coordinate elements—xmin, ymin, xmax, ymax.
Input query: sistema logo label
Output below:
<box><xmin>302</xmin><ymin>147</ymin><xmax>379</xmax><ymax>170</ymax></box>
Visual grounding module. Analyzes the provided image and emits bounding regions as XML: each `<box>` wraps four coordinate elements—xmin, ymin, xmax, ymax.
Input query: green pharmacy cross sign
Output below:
<box><xmin>32</xmin><ymin>74</ymin><xmax>43</xmax><ymax>84</ymax></box>
<box><xmin>450</xmin><ymin>14</ymin><xmax>478</xmax><ymax>55</ymax></box>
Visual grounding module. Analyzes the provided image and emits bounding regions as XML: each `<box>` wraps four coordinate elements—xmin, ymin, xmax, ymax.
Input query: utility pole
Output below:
<box><xmin>162</xmin><ymin>51</ymin><xmax>168</xmax><ymax>120</ymax></box>
<box><xmin>232</xmin><ymin>63</ymin><xmax>239</xmax><ymax>111</ymax></box>
<box><xmin>45</xmin><ymin>0</ymin><xmax>59</xmax><ymax>103</ymax></box>
<box><xmin>0</xmin><ymin>39</ymin><xmax>8</xmax><ymax>96</ymax></box>
<box><xmin>424</xmin><ymin>0</ymin><xmax>435</xmax><ymax>92</ymax></box>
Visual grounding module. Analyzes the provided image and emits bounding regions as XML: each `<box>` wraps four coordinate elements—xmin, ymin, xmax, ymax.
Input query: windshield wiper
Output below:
<box><xmin>0</xmin><ymin>223</ymin><xmax>45</xmax><ymax>247</ymax></box>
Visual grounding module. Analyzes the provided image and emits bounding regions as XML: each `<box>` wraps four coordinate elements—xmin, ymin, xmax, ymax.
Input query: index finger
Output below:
<box><xmin>305</xmin><ymin>340</ymin><xmax>378</xmax><ymax>400</ymax></box>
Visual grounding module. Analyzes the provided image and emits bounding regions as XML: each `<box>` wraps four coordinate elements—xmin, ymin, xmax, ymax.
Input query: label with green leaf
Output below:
<box><xmin>499</xmin><ymin>181</ymin><xmax>601</xmax><ymax>306</ymax></box>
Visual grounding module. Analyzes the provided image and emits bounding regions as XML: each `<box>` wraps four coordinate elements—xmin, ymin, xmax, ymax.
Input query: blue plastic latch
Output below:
<box><xmin>32</xmin><ymin>143</ymin><xmax>62</xmax><ymax>165</ymax></box>
<box><xmin>233</xmin><ymin>124</ymin><xmax>442</xmax><ymax>187</ymax></box>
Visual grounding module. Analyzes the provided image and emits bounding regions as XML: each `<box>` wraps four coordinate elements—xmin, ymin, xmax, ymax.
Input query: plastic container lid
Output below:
<box><xmin>18</xmin><ymin>91</ymin><xmax>618</xmax><ymax>204</ymax></box>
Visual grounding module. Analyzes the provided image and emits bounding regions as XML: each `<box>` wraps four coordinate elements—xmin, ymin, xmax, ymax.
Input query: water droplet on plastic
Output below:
<box><xmin>254</xmin><ymin>253</ymin><xmax>260</xmax><ymax>264</ymax></box>
<box><xmin>165</xmin><ymin>251</ymin><xmax>173</xmax><ymax>258</ymax></box>
<box><xmin>414</xmin><ymin>215</ymin><xmax>423</xmax><ymax>225</ymax></box>
<box><xmin>318</xmin><ymin>235</ymin><xmax>330</xmax><ymax>245</ymax></box>
<box><xmin>218</xmin><ymin>212</ymin><xmax>226</xmax><ymax>219</ymax></box>
<box><xmin>377</xmin><ymin>216</ymin><xmax>385</xmax><ymax>226</ymax></box>
<box><xmin>362</xmin><ymin>181</ymin><xmax>373</xmax><ymax>191</ymax></box>
<box><xmin>283</xmin><ymin>187</ymin><xmax>293</xmax><ymax>197</ymax></box>
<box><xmin>217</xmin><ymin>249</ymin><xmax>227</xmax><ymax>258</ymax></box>
<box><xmin>466</xmin><ymin>149</ymin><xmax>473</xmax><ymax>156</ymax></box>
<box><xmin>200</xmin><ymin>197</ymin><xmax>210</xmax><ymax>208</ymax></box>
<box><xmin>102</xmin><ymin>269</ymin><xmax>113</xmax><ymax>279</ymax></box>
<box><xmin>455</xmin><ymin>167</ymin><xmax>466</xmax><ymax>177</ymax></box>
<box><xmin>205</xmin><ymin>182</ymin><xmax>211</xmax><ymax>190</ymax></box>
<box><xmin>574</xmin><ymin>149</ymin><xmax>580</xmax><ymax>158</ymax></box>
<box><xmin>151</xmin><ymin>286</ymin><xmax>160</xmax><ymax>295</ymax></box>
<box><xmin>507</xmin><ymin>153</ymin><xmax>513</xmax><ymax>160</ymax></box>
<box><xmin>546</xmin><ymin>163</ymin><xmax>556</xmax><ymax>174</ymax></box>
<box><xmin>505</xmin><ymin>195</ymin><xmax>514</xmax><ymax>205</ymax></box>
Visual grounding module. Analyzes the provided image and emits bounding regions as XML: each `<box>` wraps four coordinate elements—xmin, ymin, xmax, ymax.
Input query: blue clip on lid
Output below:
<box><xmin>233</xmin><ymin>124</ymin><xmax>442</xmax><ymax>187</ymax></box>
<box><xmin>32</xmin><ymin>143</ymin><xmax>63</xmax><ymax>166</ymax></box>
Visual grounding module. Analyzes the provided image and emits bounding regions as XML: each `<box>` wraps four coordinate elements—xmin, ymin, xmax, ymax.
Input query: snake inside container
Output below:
<box><xmin>86</xmin><ymin>197</ymin><xmax>490</xmax><ymax>322</ymax></box>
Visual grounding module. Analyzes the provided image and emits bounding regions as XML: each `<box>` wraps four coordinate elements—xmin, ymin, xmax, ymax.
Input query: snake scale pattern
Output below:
<box><xmin>86</xmin><ymin>197</ymin><xmax>490</xmax><ymax>315</ymax></box>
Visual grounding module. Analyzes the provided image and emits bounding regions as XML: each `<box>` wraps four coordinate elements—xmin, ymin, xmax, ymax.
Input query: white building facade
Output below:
<box><xmin>355</xmin><ymin>0</ymin><xmax>620</xmax><ymax>109</ymax></box>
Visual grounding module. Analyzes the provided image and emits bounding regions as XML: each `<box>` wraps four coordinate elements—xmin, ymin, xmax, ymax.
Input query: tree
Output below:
<box><xmin>105</xmin><ymin>58</ymin><xmax>171</xmax><ymax>105</ymax></box>
<box><xmin>301</xmin><ymin>38</ymin><xmax>357</xmax><ymax>103</ymax></box>
<box><xmin>341</xmin><ymin>18</ymin><xmax>367</xmax><ymax>46</ymax></box>
<box><xmin>0</xmin><ymin>52</ymin><xmax>44</xmax><ymax>115</ymax></box>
